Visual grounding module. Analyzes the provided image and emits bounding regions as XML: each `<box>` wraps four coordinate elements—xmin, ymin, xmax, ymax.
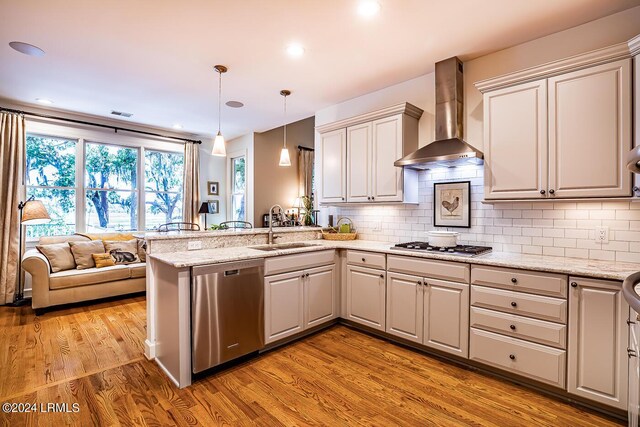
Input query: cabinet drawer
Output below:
<box><xmin>471</xmin><ymin>286</ymin><xmax>567</xmax><ymax>324</ymax></box>
<box><xmin>470</xmin><ymin>328</ymin><xmax>566</xmax><ymax>388</ymax></box>
<box><xmin>265</xmin><ymin>250</ymin><xmax>335</xmax><ymax>276</ymax></box>
<box><xmin>470</xmin><ymin>307</ymin><xmax>566</xmax><ymax>349</ymax></box>
<box><xmin>346</xmin><ymin>250</ymin><xmax>386</xmax><ymax>270</ymax></box>
<box><xmin>387</xmin><ymin>255</ymin><xmax>469</xmax><ymax>284</ymax></box>
<box><xmin>471</xmin><ymin>265</ymin><xmax>567</xmax><ymax>298</ymax></box>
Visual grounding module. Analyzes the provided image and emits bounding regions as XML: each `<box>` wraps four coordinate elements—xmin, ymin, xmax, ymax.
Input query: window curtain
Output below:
<box><xmin>0</xmin><ymin>112</ymin><xmax>26</xmax><ymax>304</ymax></box>
<box><xmin>297</xmin><ymin>148</ymin><xmax>314</xmax><ymax>199</ymax></box>
<box><xmin>182</xmin><ymin>142</ymin><xmax>201</xmax><ymax>227</ymax></box>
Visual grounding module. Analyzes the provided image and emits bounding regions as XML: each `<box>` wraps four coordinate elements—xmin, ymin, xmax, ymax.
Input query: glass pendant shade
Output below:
<box><xmin>279</xmin><ymin>147</ymin><xmax>291</xmax><ymax>167</ymax></box>
<box><xmin>212</xmin><ymin>131</ymin><xmax>226</xmax><ymax>157</ymax></box>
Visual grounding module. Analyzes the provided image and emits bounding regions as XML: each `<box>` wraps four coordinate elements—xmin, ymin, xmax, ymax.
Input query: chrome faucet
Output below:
<box><xmin>268</xmin><ymin>204</ymin><xmax>284</xmax><ymax>245</ymax></box>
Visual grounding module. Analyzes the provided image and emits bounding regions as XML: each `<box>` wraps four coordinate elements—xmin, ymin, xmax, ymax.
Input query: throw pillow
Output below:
<box><xmin>36</xmin><ymin>243</ymin><xmax>76</xmax><ymax>273</ymax></box>
<box><xmin>137</xmin><ymin>238</ymin><xmax>147</xmax><ymax>263</ymax></box>
<box><xmin>69</xmin><ymin>240</ymin><xmax>105</xmax><ymax>269</ymax></box>
<box><xmin>104</xmin><ymin>239</ymin><xmax>140</xmax><ymax>264</ymax></box>
<box><xmin>92</xmin><ymin>253</ymin><xmax>115</xmax><ymax>268</ymax></box>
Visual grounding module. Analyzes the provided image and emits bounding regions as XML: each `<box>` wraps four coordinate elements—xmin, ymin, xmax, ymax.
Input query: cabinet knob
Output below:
<box><xmin>540</xmin><ymin>190</ymin><xmax>546</xmax><ymax>195</ymax></box>
<box><xmin>301</xmin><ymin>275</ymin><xmax>305</xmax><ymax>279</ymax></box>
<box><xmin>509</xmin><ymin>354</ymin><xmax>516</xmax><ymax>360</ymax></box>
<box><xmin>341</xmin><ymin>197</ymin><xmax>345</xmax><ymax>201</ymax></box>
<box><xmin>571</xmin><ymin>282</ymin><xmax>578</xmax><ymax>288</ymax></box>
<box><xmin>549</xmin><ymin>189</ymin><xmax>555</xmax><ymax>194</ymax></box>
<box><xmin>367</xmin><ymin>197</ymin><xmax>371</xmax><ymax>200</ymax></box>
<box><xmin>510</xmin><ymin>324</ymin><xmax>516</xmax><ymax>330</ymax></box>
<box><xmin>510</xmin><ymin>301</ymin><xmax>517</xmax><ymax>308</ymax></box>
<box><xmin>362</xmin><ymin>258</ymin><xmax>366</xmax><ymax>262</ymax></box>
<box><xmin>306</xmin><ymin>273</ymin><xmax>310</xmax><ymax>277</ymax></box>
<box><xmin>372</xmin><ymin>196</ymin><xmax>375</xmax><ymax>200</ymax></box>
<box><xmin>379</xmin><ymin>274</ymin><xmax>384</xmax><ymax>279</ymax></box>
<box><xmin>511</xmin><ymin>277</ymin><xmax>517</xmax><ymax>284</ymax></box>
<box><xmin>417</xmin><ymin>281</ymin><xmax>422</xmax><ymax>286</ymax></box>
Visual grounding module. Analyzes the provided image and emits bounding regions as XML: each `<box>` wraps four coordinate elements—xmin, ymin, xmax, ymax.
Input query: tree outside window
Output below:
<box><xmin>144</xmin><ymin>150</ymin><xmax>184</xmax><ymax>229</ymax></box>
<box><xmin>231</xmin><ymin>156</ymin><xmax>246</xmax><ymax>221</ymax></box>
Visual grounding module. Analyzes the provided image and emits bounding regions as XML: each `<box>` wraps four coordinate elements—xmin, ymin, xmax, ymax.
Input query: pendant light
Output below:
<box><xmin>212</xmin><ymin>65</ymin><xmax>228</xmax><ymax>157</ymax></box>
<box><xmin>279</xmin><ymin>89</ymin><xmax>292</xmax><ymax>167</ymax></box>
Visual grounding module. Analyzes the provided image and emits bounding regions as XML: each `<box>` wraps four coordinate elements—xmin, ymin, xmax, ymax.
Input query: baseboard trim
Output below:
<box><xmin>144</xmin><ymin>339</ymin><xmax>156</xmax><ymax>360</ymax></box>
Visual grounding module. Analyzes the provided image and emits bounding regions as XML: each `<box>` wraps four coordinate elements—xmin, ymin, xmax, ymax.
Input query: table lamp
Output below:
<box><xmin>198</xmin><ymin>202</ymin><xmax>216</xmax><ymax>229</ymax></box>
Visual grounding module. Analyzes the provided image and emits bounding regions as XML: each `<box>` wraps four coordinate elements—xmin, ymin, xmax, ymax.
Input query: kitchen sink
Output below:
<box><xmin>249</xmin><ymin>242</ymin><xmax>320</xmax><ymax>251</ymax></box>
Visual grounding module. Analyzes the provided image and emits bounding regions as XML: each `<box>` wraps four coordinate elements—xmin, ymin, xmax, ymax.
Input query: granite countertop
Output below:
<box><xmin>148</xmin><ymin>239</ymin><xmax>640</xmax><ymax>281</ymax></box>
<box><xmin>139</xmin><ymin>226</ymin><xmax>323</xmax><ymax>241</ymax></box>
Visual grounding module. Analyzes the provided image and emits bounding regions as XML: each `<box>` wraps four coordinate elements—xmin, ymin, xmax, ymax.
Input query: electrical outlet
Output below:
<box><xmin>372</xmin><ymin>221</ymin><xmax>381</xmax><ymax>232</ymax></box>
<box><xmin>594</xmin><ymin>226</ymin><xmax>609</xmax><ymax>244</ymax></box>
<box><xmin>188</xmin><ymin>240</ymin><xmax>202</xmax><ymax>250</ymax></box>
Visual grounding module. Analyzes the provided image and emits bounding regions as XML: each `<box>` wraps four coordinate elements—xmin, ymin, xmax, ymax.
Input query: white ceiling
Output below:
<box><xmin>1</xmin><ymin>0</ymin><xmax>639</xmax><ymax>140</ymax></box>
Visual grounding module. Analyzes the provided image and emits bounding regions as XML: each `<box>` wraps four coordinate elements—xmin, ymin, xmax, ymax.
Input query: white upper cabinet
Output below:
<box><xmin>372</xmin><ymin>115</ymin><xmax>405</xmax><ymax>202</ymax></box>
<box><xmin>548</xmin><ymin>60</ymin><xmax>632</xmax><ymax>198</ymax></box>
<box><xmin>346</xmin><ymin>123</ymin><xmax>372</xmax><ymax>202</ymax></box>
<box><xmin>483</xmin><ymin>80</ymin><xmax>548</xmax><ymax>199</ymax></box>
<box><xmin>318</xmin><ymin>129</ymin><xmax>347</xmax><ymax>203</ymax></box>
<box><xmin>477</xmin><ymin>43</ymin><xmax>635</xmax><ymax>200</ymax></box>
<box><xmin>316</xmin><ymin>103</ymin><xmax>422</xmax><ymax>205</ymax></box>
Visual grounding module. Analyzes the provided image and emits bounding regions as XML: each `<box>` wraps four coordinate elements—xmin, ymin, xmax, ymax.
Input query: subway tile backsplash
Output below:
<box><xmin>323</xmin><ymin>165</ymin><xmax>640</xmax><ymax>263</ymax></box>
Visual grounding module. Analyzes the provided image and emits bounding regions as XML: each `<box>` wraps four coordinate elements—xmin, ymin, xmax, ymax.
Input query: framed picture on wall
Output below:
<box><xmin>433</xmin><ymin>181</ymin><xmax>471</xmax><ymax>228</ymax></box>
<box><xmin>207</xmin><ymin>181</ymin><xmax>219</xmax><ymax>195</ymax></box>
<box><xmin>206</xmin><ymin>200</ymin><xmax>220</xmax><ymax>214</ymax></box>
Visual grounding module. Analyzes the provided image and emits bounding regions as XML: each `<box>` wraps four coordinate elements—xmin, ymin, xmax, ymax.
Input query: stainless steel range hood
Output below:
<box><xmin>394</xmin><ymin>57</ymin><xmax>483</xmax><ymax>170</ymax></box>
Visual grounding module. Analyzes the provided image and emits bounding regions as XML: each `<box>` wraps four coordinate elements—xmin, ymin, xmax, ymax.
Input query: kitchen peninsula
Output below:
<box><xmin>145</xmin><ymin>228</ymin><xmax>640</xmax><ymax>415</ymax></box>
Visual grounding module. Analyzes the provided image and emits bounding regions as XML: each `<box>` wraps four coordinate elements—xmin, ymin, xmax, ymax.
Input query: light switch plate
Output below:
<box><xmin>188</xmin><ymin>240</ymin><xmax>202</xmax><ymax>250</ymax></box>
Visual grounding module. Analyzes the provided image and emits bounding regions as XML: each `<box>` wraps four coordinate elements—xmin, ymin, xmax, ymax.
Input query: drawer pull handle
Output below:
<box><xmin>509</xmin><ymin>354</ymin><xmax>516</xmax><ymax>360</ymax></box>
<box><xmin>629</xmin><ymin>348</ymin><xmax>637</xmax><ymax>358</ymax></box>
<box><xmin>509</xmin><ymin>324</ymin><xmax>516</xmax><ymax>330</ymax></box>
<box><xmin>362</xmin><ymin>258</ymin><xmax>366</xmax><ymax>262</ymax></box>
<box><xmin>511</xmin><ymin>278</ymin><xmax>517</xmax><ymax>284</ymax></box>
<box><xmin>571</xmin><ymin>282</ymin><xmax>578</xmax><ymax>288</ymax></box>
<box><xmin>510</xmin><ymin>301</ymin><xmax>517</xmax><ymax>308</ymax></box>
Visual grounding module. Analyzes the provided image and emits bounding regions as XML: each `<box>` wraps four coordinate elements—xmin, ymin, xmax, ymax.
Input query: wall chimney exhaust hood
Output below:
<box><xmin>394</xmin><ymin>57</ymin><xmax>483</xmax><ymax>170</ymax></box>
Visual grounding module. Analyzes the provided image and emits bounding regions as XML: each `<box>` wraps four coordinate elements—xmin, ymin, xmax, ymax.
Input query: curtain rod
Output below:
<box><xmin>297</xmin><ymin>145</ymin><xmax>314</xmax><ymax>151</ymax></box>
<box><xmin>0</xmin><ymin>106</ymin><xmax>202</xmax><ymax>144</ymax></box>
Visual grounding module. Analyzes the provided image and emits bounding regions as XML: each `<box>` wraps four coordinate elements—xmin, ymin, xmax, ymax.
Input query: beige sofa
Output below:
<box><xmin>23</xmin><ymin>234</ymin><xmax>146</xmax><ymax>312</ymax></box>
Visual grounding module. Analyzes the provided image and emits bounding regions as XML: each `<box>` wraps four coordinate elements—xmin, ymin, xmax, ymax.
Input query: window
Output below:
<box><xmin>144</xmin><ymin>150</ymin><xmax>184</xmax><ymax>229</ymax></box>
<box><xmin>85</xmin><ymin>142</ymin><xmax>138</xmax><ymax>232</ymax></box>
<box><xmin>230</xmin><ymin>156</ymin><xmax>246</xmax><ymax>221</ymax></box>
<box><xmin>24</xmin><ymin>128</ymin><xmax>185</xmax><ymax>238</ymax></box>
<box><xmin>25</xmin><ymin>135</ymin><xmax>76</xmax><ymax>238</ymax></box>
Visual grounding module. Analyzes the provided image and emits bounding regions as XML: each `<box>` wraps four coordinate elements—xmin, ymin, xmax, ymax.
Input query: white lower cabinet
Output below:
<box><xmin>567</xmin><ymin>277</ymin><xmax>629</xmax><ymax>410</ymax></box>
<box><xmin>346</xmin><ymin>265</ymin><xmax>386</xmax><ymax>331</ymax></box>
<box><xmin>265</xmin><ymin>257</ymin><xmax>336</xmax><ymax>345</ymax></box>
<box><xmin>386</xmin><ymin>271</ymin><xmax>469</xmax><ymax>357</ymax></box>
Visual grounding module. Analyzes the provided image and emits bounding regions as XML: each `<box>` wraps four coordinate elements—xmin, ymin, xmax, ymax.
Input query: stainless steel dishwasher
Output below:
<box><xmin>191</xmin><ymin>258</ymin><xmax>265</xmax><ymax>373</ymax></box>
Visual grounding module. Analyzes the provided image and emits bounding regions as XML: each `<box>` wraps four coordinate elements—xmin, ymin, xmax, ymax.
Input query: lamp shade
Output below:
<box><xmin>21</xmin><ymin>200</ymin><xmax>51</xmax><ymax>224</ymax></box>
<box><xmin>212</xmin><ymin>131</ymin><xmax>226</xmax><ymax>157</ymax></box>
<box><xmin>279</xmin><ymin>147</ymin><xmax>291</xmax><ymax>167</ymax></box>
<box><xmin>198</xmin><ymin>202</ymin><xmax>216</xmax><ymax>214</ymax></box>
<box><xmin>292</xmin><ymin>197</ymin><xmax>304</xmax><ymax>210</ymax></box>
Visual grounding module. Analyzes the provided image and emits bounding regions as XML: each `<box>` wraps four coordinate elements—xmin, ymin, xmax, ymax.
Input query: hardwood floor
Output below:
<box><xmin>0</xmin><ymin>296</ymin><xmax>623</xmax><ymax>426</ymax></box>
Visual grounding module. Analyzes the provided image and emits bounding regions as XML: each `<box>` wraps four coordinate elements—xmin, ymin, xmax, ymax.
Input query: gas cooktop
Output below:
<box><xmin>391</xmin><ymin>242</ymin><xmax>492</xmax><ymax>257</ymax></box>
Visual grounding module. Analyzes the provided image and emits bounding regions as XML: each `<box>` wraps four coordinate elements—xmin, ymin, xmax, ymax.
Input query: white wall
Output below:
<box><xmin>199</xmin><ymin>139</ymin><xmax>227</xmax><ymax>227</ymax></box>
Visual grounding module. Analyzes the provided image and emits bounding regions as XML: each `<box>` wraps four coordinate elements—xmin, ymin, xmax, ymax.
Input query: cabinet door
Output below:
<box><xmin>424</xmin><ymin>278</ymin><xmax>469</xmax><ymax>357</ymax></box>
<box><xmin>346</xmin><ymin>123</ymin><xmax>371</xmax><ymax>202</ymax></box>
<box><xmin>549</xmin><ymin>59</ymin><xmax>632</xmax><ymax>198</ymax></box>
<box><xmin>568</xmin><ymin>277</ymin><xmax>629</xmax><ymax>409</ymax></box>
<box><xmin>386</xmin><ymin>271</ymin><xmax>423</xmax><ymax>344</ymax></box>
<box><xmin>372</xmin><ymin>114</ymin><xmax>403</xmax><ymax>202</ymax></box>
<box><xmin>483</xmin><ymin>80</ymin><xmax>548</xmax><ymax>199</ymax></box>
<box><xmin>319</xmin><ymin>129</ymin><xmax>347</xmax><ymax>203</ymax></box>
<box><xmin>264</xmin><ymin>271</ymin><xmax>304</xmax><ymax>344</ymax></box>
<box><xmin>304</xmin><ymin>265</ymin><xmax>336</xmax><ymax>329</ymax></box>
<box><xmin>346</xmin><ymin>265</ymin><xmax>386</xmax><ymax>331</ymax></box>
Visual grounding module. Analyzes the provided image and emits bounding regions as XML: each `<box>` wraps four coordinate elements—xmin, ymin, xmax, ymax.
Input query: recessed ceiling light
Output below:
<box><xmin>357</xmin><ymin>0</ymin><xmax>381</xmax><ymax>18</ymax></box>
<box><xmin>9</xmin><ymin>41</ymin><xmax>45</xmax><ymax>57</ymax></box>
<box><xmin>285</xmin><ymin>43</ymin><xmax>305</xmax><ymax>57</ymax></box>
<box><xmin>225</xmin><ymin>101</ymin><xmax>244</xmax><ymax>108</ymax></box>
<box><xmin>173</xmin><ymin>123</ymin><xmax>183</xmax><ymax>129</ymax></box>
<box><xmin>35</xmin><ymin>98</ymin><xmax>53</xmax><ymax>105</ymax></box>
